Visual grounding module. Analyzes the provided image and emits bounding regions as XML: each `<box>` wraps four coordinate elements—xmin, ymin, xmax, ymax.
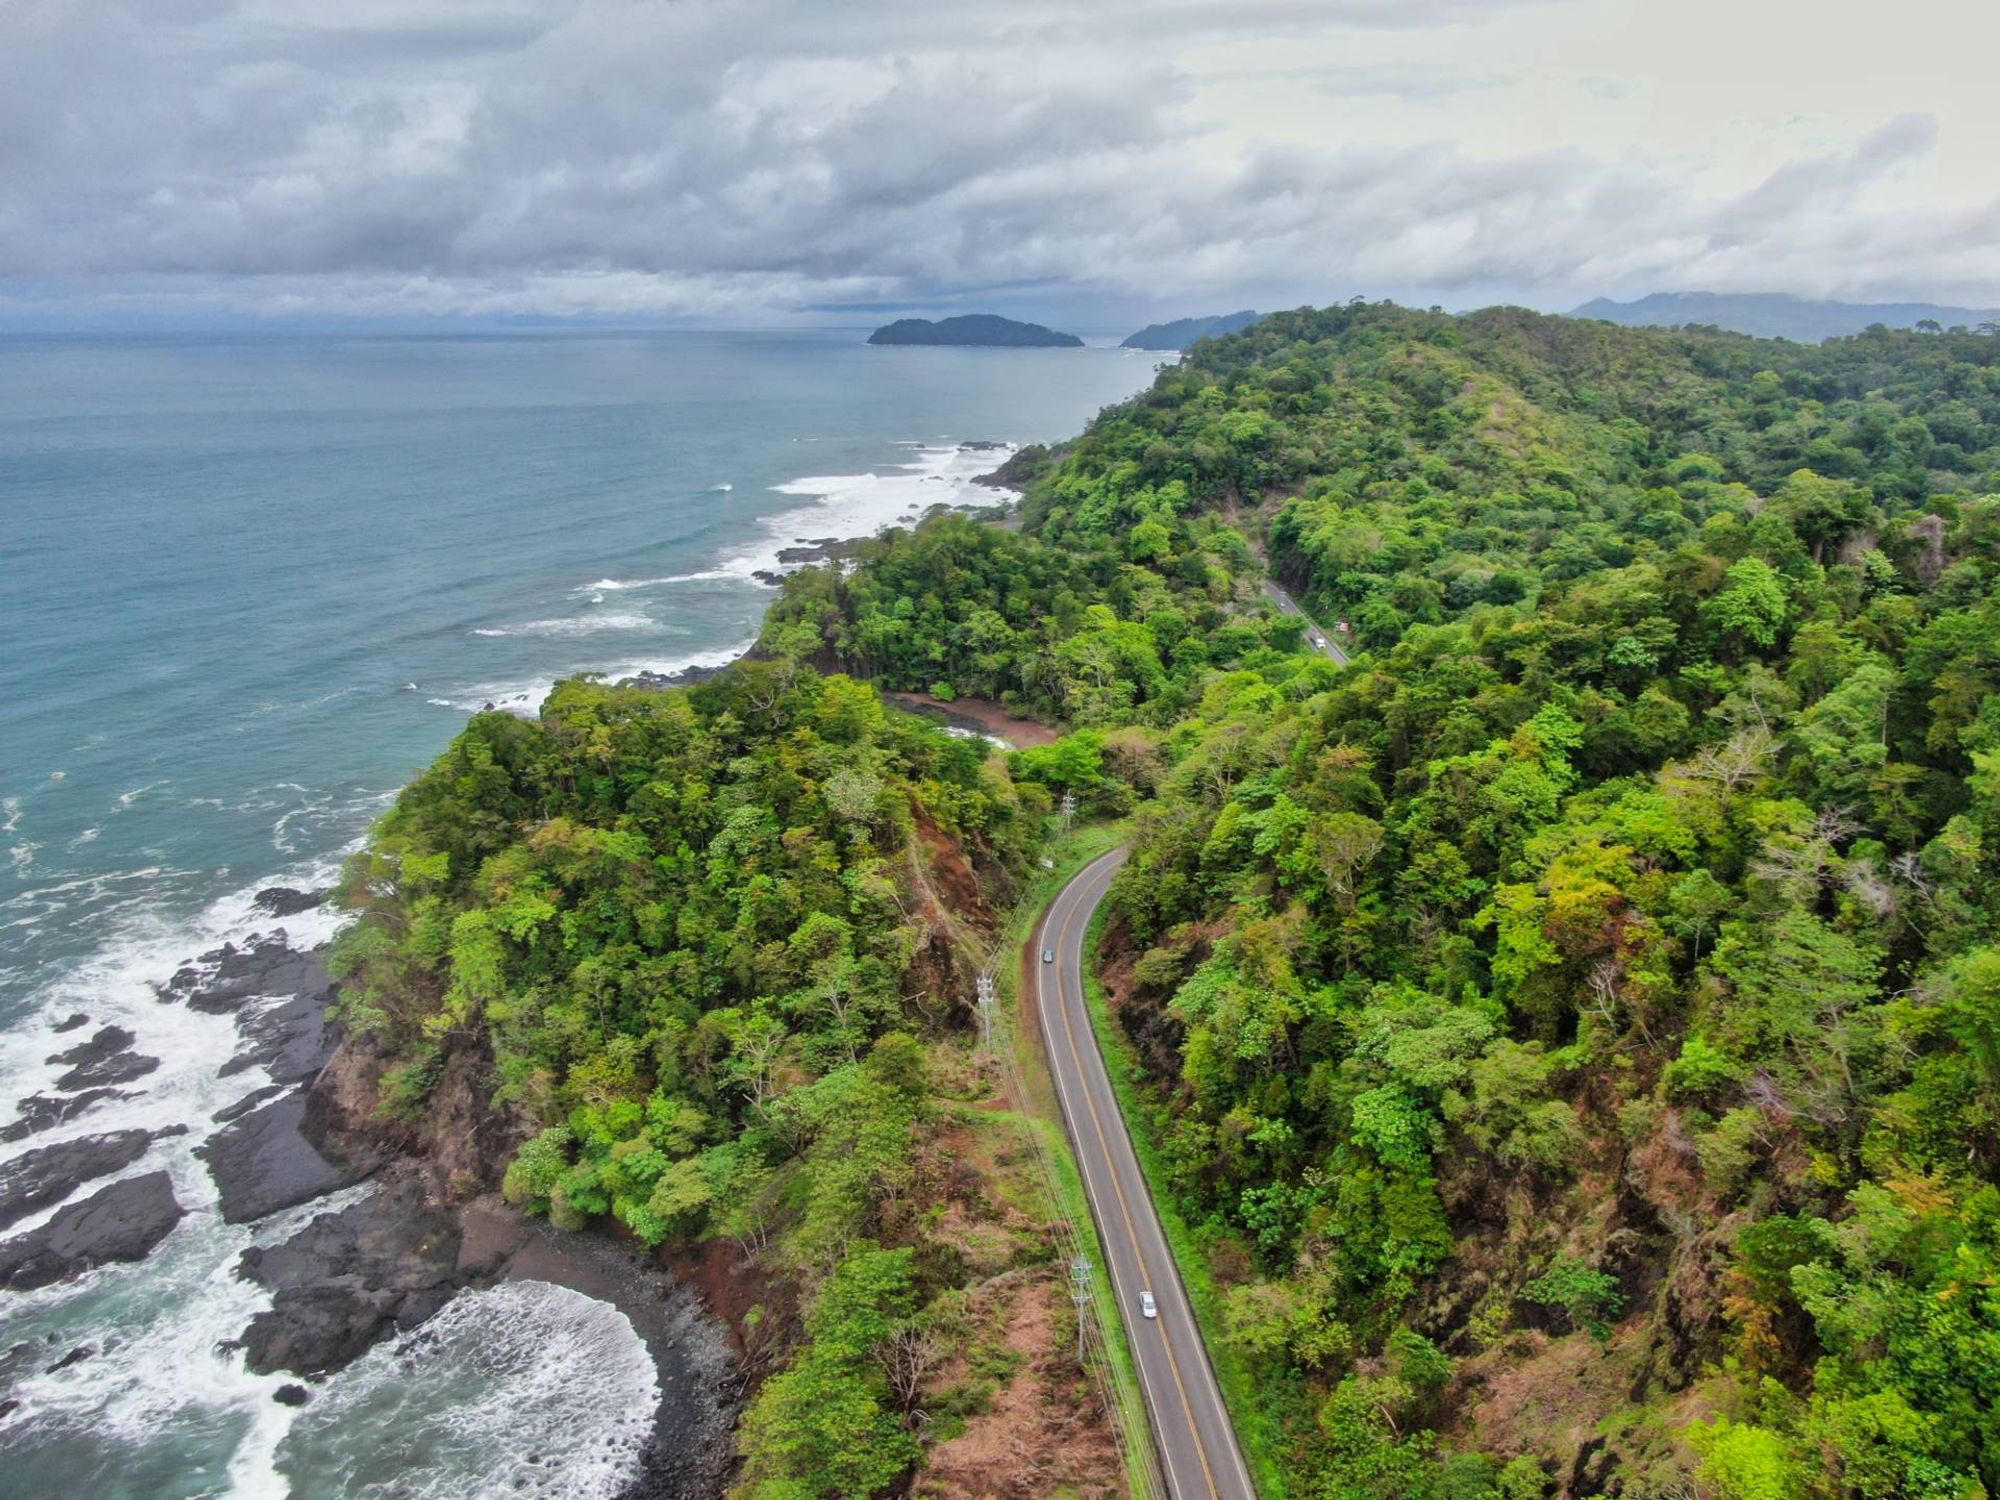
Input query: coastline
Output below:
<box><xmin>0</xmin><ymin>439</ymin><xmax>1036</xmax><ymax>1493</ymax></box>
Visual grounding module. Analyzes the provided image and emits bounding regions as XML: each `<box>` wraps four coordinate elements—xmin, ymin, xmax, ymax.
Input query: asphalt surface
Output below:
<box><xmin>1035</xmin><ymin>849</ymin><xmax>1257</xmax><ymax>1500</ymax></box>
<box><xmin>1261</xmin><ymin>579</ymin><xmax>1351</xmax><ymax>664</ymax></box>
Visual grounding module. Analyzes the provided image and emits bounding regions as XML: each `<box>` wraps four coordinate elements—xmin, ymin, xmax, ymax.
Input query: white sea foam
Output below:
<box><xmin>2</xmin><ymin>796</ymin><xmax>20</xmax><ymax>833</ymax></box>
<box><xmin>572</xmin><ymin>570</ymin><xmax>735</xmax><ymax>593</ymax></box>
<box><xmin>0</xmin><ymin>837</ymin><xmax>373</xmax><ymax>1491</ymax></box>
<box><xmin>430</xmin><ymin>637</ymin><xmax>760</xmax><ymax>717</ymax></box>
<box><xmin>471</xmin><ymin>610</ymin><xmax>659</xmax><ymax>639</ymax></box>
<box><xmin>275</xmin><ymin>1281</ymin><xmax>658</xmax><ymax>1500</ymax></box>
<box><xmin>711</xmin><ymin>440</ymin><xmax>1017</xmax><ymax>584</ymax></box>
<box><xmin>708</xmin><ymin>481</ymin><xmax>733</xmax><ymax>492</ymax></box>
<box><xmin>115</xmin><ymin>782</ymin><xmax>163</xmax><ymax>808</ymax></box>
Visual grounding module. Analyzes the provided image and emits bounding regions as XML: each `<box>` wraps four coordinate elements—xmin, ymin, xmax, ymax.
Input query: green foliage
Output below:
<box><xmin>344</xmin><ymin>299</ymin><xmax>2000</xmax><ymax>1498</ymax></box>
<box><xmin>737</xmin><ymin>1245</ymin><xmax>923</xmax><ymax>1498</ymax></box>
<box><xmin>1520</xmin><ymin>1256</ymin><xmax>1625</xmax><ymax>1340</ymax></box>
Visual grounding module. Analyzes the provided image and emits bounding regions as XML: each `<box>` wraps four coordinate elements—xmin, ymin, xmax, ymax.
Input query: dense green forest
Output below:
<box><xmin>338</xmin><ymin>303</ymin><xmax>2000</xmax><ymax>1499</ymax></box>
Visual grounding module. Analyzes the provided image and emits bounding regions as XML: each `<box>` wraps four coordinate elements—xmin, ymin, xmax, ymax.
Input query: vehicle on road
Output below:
<box><xmin>1042</xmin><ymin>947</ymin><xmax>1055</xmax><ymax>963</ymax></box>
<box><xmin>1140</xmin><ymin>1290</ymin><xmax>1157</xmax><ymax>1319</ymax></box>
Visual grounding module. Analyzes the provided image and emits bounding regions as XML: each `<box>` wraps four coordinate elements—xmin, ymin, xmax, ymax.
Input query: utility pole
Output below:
<box><xmin>1071</xmin><ymin>1255</ymin><xmax>1094</xmax><ymax>1363</ymax></box>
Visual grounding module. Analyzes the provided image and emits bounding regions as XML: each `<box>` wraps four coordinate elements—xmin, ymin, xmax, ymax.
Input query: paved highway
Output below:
<box><xmin>1035</xmin><ymin>849</ymin><xmax>1257</xmax><ymax>1500</ymax></box>
<box><xmin>1261</xmin><ymin>579</ymin><xmax>1350</xmax><ymax>665</ymax></box>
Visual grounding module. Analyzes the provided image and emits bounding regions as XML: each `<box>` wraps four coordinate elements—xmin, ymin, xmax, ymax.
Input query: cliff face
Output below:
<box><xmin>867</xmin><ymin>314</ymin><xmax>1083</xmax><ymax>347</ymax></box>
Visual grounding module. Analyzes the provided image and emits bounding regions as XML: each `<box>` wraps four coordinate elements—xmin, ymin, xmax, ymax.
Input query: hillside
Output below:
<box><xmin>774</xmin><ymin>302</ymin><xmax>2000</xmax><ymax>1499</ymax></box>
<box><xmin>867</xmin><ymin>314</ymin><xmax>1083</xmax><ymax>347</ymax></box>
<box><xmin>338</xmin><ymin>302</ymin><xmax>2000</xmax><ymax>1500</ymax></box>
<box><xmin>1577</xmin><ymin>291</ymin><xmax>2000</xmax><ymax>342</ymax></box>
<box><xmin>1122</xmin><ymin>309</ymin><xmax>1261</xmax><ymax>350</ymax></box>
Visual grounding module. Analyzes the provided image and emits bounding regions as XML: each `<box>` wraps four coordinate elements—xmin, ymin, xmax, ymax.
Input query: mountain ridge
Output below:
<box><xmin>1576</xmin><ymin>290</ymin><xmax>2000</xmax><ymax>341</ymax></box>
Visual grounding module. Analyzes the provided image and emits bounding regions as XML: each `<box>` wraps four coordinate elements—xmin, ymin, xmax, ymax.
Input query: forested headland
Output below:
<box><xmin>332</xmin><ymin>302</ymin><xmax>2000</xmax><ymax>1500</ymax></box>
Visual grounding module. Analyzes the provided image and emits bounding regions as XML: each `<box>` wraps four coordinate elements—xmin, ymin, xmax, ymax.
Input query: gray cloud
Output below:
<box><xmin>0</xmin><ymin>0</ymin><xmax>1993</xmax><ymax>319</ymax></box>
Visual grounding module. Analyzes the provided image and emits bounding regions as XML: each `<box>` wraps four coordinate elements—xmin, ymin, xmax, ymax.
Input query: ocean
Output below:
<box><xmin>0</xmin><ymin>328</ymin><xmax>1161</xmax><ymax>1496</ymax></box>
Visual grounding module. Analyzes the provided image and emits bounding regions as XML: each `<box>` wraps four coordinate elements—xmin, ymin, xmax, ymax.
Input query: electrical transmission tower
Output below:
<box><xmin>1070</xmin><ymin>1255</ymin><xmax>1094</xmax><ymax>1362</ymax></box>
<box><xmin>975</xmin><ymin>967</ymin><xmax>996</xmax><ymax>1055</ymax></box>
<box><xmin>1058</xmin><ymin>788</ymin><xmax>1077</xmax><ymax>832</ymax></box>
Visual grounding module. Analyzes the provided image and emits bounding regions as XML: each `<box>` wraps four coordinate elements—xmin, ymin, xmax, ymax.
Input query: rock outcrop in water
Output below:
<box><xmin>215</xmin><ymin>948</ymin><xmax>742</xmax><ymax>1498</ymax></box>
<box><xmin>0</xmin><ymin>1129</ymin><xmax>176</xmax><ymax>1233</ymax></box>
<box><xmin>0</xmin><ymin>1172</ymin><xmax>183</xmax><ymax>1291</ymax></box>
<box><xmin>46</xmin><ymin>1026</ymin><xmax>160</xmax><ymax>1092</ymax></box>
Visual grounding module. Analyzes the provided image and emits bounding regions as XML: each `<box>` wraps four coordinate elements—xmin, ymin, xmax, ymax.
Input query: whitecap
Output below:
<box><xmin>275</xmin><ymin>1281</ymin><xmax>658</xmax><ymax>1500</ymax></box>
<box><xmin>572</xmin><ymin>573</ymin><xmax>732</xmax><ymax>593</ymax></box>
<box><xmin>470</xmin><ymin>611</ymin><xmax>656</xmax><ymax>639</ymax></box>
<box><xmin>115</xmin><ymin>782</ymin><xmax>163</xmax><ymax>809</ymax></box>
<box><xmin>2</xmin><ymin>796</ymin><xmax>21</xmax><ymax>833</ymax></box>
<box><xmin>708</xmin><ymin>482</ymin><xmax>733</xmax><ymax>492</ymax></box>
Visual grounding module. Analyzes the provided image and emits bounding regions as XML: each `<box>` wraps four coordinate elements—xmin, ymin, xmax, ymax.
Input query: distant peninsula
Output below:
<box><xmin>1121</xmin><ymin>309</ymin><xmax>1260</xmax><ymax>349</ymax></box>
<box><xmin>1575</xmin><ymin>291</ymin><xmax>2000</xmax><ymax>342</ymax></box>
<box><xmin>867</xmin><ymin>314</ymin><xmax>1082</xmax><ymax>347</ymax></box>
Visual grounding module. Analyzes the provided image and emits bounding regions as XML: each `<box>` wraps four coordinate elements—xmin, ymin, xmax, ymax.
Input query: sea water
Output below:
<box><xmin>0</xmin><ymin>328</ymin><xmax>1162</xmax><ymax>1495</ymax></box>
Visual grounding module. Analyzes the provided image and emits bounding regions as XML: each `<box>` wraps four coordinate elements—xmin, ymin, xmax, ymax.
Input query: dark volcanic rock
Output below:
<box><xmin>254</xmin><ymin>887</ymin><xmax>329</xmax><ymax>918</ymax></box>
<box><xmin>47</xmin><ymin>1026</ymin><xmax>161</xmax><ymax>1093</ymax></box>
<box><xmin>234</xmin><ymin>1174</ymin><xmax>470</xmax><ymax>1376</ymax></box>
<box><xmin>273</xmin><ymin>1382</ymin><xmax>311</xmax><ymax>1406</ymax></box>
<box><xmin>219</xmin><ymin>988</ymin><xmax>339</xmax><ymax>1085</ymax></box>
<box><xmin>57</xmin><ymin>1051</ymin><xmax>159</xmax><ymax>1092</ymax></box>
<box><xmin>235</xmin><ymin>1182</ymin><xmax>739</xmax><ymax>1497</ymax></box>
<box><xmin>0</xmin><ymin>1172</ymin><xmax>182</xmax><ymax>1291</ymax></box>
<box><xmin>51</xmin><ymin>1013</ymin><xmax>90</xmax><ymax>1034</ymax></box>
<box><xmin>198</xmin><ymin>1090</ymin><xmax>371</xmax><ymax>1224</ymax></box>
<box><xmin>0</xmin><ymin>1129</ymin><xmax>167</xmax><ymax>1232</ymax></box>
<box><xmin>213</xmin><ymin>1083</ymin><xmax>288</xmax><ymax>1124</ymax></box>
<box><xmin>1</xmin><ymin>1089</ymin><xmax>130</xmax><ymax>1143</ymax></box>
<box><xmin>165</xmin><ymin>937</ymin><xmax>329</xmax><ymax>1016</ymax></box>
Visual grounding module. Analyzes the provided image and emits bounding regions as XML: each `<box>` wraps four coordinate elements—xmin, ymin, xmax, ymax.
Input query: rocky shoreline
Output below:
<box><xmin>0</xmin><ymin>892</ymin><xmax>739</xmax><ymax>1498</ymax></box>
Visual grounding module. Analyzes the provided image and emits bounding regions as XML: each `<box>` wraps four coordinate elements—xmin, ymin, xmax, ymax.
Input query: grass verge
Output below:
<box><xmin>983</xmin><ymin>822</ymin><xmax>1161</xmax><ymax>1499</ymax></box>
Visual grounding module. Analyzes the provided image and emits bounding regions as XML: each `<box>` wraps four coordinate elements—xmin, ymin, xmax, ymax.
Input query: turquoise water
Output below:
<box><xmin>0</xmin><ymin>329</ymin><xmax>1160</xmax><ymax>1495</ymax></box>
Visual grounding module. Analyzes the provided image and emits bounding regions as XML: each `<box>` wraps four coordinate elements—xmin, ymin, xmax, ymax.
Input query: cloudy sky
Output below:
<box><xmin>3</xmin><ymin>0</ymin><xmax>1995</xmax><ymax>324</ymax></box>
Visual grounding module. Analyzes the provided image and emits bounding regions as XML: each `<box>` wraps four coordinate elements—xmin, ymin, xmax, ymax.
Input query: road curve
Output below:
<box><xmin>1035</xmin><ymin>849</ymin><xmax>1257</xmax><ymax>1500</ymax></box>
<box><xmin>1261</xmin><ymin>579</ymin><xmax>1350</xmax><ymax>665</ymax></box>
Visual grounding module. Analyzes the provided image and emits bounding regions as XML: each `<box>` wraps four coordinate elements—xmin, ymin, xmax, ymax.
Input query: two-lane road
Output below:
<box><xmin>1035</xmin><ymin>849</ymin><xmax>1257</xmax><ymax>1500</ymax></box>
<box><xmin>1261</xmin><ymin>579</ymin><xmax>1350</xmax><ymax>665</ymax></box>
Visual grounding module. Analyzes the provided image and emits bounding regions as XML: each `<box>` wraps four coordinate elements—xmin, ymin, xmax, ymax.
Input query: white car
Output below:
<box><xmin>1042</xmin><ymin>948</ymin><xmax>1055</xmax><ymax>963</ymax></box>
<box><xmin>1140</xmin><ymin>1290</ymin><xmax>1157</xmax><ymax>1320</ymax></box>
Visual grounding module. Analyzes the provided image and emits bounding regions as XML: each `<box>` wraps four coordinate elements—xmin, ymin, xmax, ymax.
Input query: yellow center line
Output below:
<box><xmin>1046</xmin><ymin>854</ymin><xmax>1222</xmax><ymax>1500</ymax></box>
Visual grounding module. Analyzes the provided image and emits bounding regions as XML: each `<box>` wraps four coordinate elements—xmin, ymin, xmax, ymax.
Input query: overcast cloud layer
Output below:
<box><xmin>3</xmin><ymin>0</ymin><xmax>1996</xmax><ymax>322</ymax></box>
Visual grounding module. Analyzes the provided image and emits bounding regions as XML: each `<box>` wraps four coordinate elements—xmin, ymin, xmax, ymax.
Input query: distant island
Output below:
<box><xmin>867</xmin><ymin>314</ymin><xmax>1082</xmax><ymax>347</ymax></box>
<box><xmin>1575</xmin><ymin>291</ymin><xmax>2000</xmax><ymax>342</ymax></box>
<box><xmin>1120</xmin><ymin>309</ymin><xmax>1260</xmax><ymax>349</ymax></box>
